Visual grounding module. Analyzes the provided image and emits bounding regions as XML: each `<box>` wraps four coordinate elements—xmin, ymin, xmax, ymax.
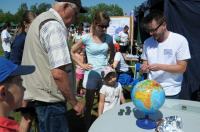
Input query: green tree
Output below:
<box><xmin>0</xmin><ymin>2</ymin><xmax>123</xmax><ymax>27</ymax></box>
<box><xmin>0</xmin><ymin>12</ymin><xmax>15</xmax><ymax>23</ymax></box>
<box><xmin>30</xmin><ymin>3</ymin><xmax>51</xmax><ymax>15</ymax></box>
<box><xmin>90</xmin><ymin>3</ymin><xmax>123</xmax><ymax>18</ymax></box>
<box><xmin>14</xmin><ymin>3</ymin><xmax>28</xmax><ymax>23</ymax></box>
<box><xmin>108</xmin><ymin>4</ymin><xmax>124</xmax><ymax>16</ymax></box>
<box><xmin>30</xmin><ymin>4</ymin><xmax>38</xmax><ymax>15</ymax></box>
<box><xmin>77</xmin><ymin>3</ymin><xmax>123</xmax><ymax>25</ymax></box>
<box><xmin>0</xmin><ymin>10</ymin><xmax>4</xmax><ymax>23</ymax></box>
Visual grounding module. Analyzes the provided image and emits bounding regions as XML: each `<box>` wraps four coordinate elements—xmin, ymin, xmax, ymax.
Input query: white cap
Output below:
<box><xmin>102</xmin><ymin>66</ymin><xmax>115</xmax><ymax>78</ymax></box>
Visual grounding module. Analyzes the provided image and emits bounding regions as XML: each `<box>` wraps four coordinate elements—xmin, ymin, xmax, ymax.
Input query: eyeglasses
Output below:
<box><xmin>97</xmin><ymin>24</ymin><xmax>109</xmax><ymax>29</ymax></box>
<box><xmin>146</xmin><ymin>21</ymin><xmax>164</xmax><ymax>33</ymax></box>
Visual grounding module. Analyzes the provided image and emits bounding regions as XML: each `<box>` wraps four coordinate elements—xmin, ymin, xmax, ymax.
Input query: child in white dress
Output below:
<box><xmin>98</xmin><ymin>66</ymin><xmax>125</xmax><ymax>116</ymax></box>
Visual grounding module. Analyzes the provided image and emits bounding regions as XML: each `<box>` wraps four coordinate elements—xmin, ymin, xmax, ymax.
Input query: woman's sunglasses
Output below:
<box><xmin>97</xmin><ymin>24</ymin><xmax>109</xmax><ymax>29</ymax></box>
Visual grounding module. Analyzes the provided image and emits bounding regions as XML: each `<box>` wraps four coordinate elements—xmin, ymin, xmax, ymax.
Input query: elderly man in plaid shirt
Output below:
<box><xmin>20</xmin><ymin>0</ymin><xmax>87</xmax><ymax>132</ymax></box>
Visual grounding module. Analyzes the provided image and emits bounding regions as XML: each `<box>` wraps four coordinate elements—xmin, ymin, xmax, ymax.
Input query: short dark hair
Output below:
<box><xmin>142</xmin><ymin>10</ymin><xmax>166</xmax><ymax>28</ymax></box>
<box><xmin>23</xmin><ymin>11</ymin><xmax>36</xmax><ymax>24</ymax></box>
<box><xmin>19</xmin><ymin>10</ymin><xmax>36</xmax><ymax>33</ymax></box>
<box><xmin>3</xmin><ymin>22</ymin><xmax>11</xmax><ymax>29</ymax></box>
<box><xmin>103</xmin><ymin>72</ymin><xmax>116</xmax><ymax>86</ymax></box>
<box><xmin>124</xmin><ymin>25</ymin><xmax>129</xmax><ymax>30</ymax></box>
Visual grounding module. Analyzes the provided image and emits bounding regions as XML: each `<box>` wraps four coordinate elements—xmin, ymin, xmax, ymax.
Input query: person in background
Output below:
<box><xmin>10</xmin><ymin>11</ymin><xmax>36</xmax><ymax>65</ymax></box>
<box><xmin>73</xmin><ymin>23</ymin><xmax>86</xmax><ymax>97</ymax></box>
<box><xmin>74</xmin><ymin>45</ymin><xmax>86</xmax><ymax>97</ymax></box>
<box><xmin>9</xmin><ymin>11</ymin><xmax>36</xmax><ymax>132</ymax></box>
<box><xmin>98</xmin><ymin>66</ymin><xmax>125</xmax><ymax>116</ymax></box>
<box><xmin>1</xmin><ymin>22</ymin><xmax>12</xmax><ymax>59</ymax></box>
<box><xmin>112</xmin><ymin>43</ymin><xmax>135</xmax><ymax>86</ymax></box>
<box><xmin>0</xmin><ymin>57</ymin><xmax>35</xmax><ymax>132</ymax></box>
<box><xmin>84</xmin><ymin>23</ymin><xmax>91</xmax><ymax>33</ymax></box>
<box><xmin>112</xmin><ymin>43</ymin><xmax>130</xmax><ymax>74</ymax></box>
<box><xmin>21</xmin><ymin>0</ymin><xmax>86</xmax><ymax>132</ymax></box>
<box><xmin>141</xmin><ymin>10</ymin><xmax>191</xmax><ymax>99</ymax></box>
<box><xmin>71</xmin><ymin>11</ymin><xmax>115</xmax><ymax>131</ymax></box>
<box><xmin>73</xmin><ymin>23</ymin><xmax>84</xmax><ymax>43</ymax></box>
<box><xmin>118</xmin><ymin>25</ymin><xmax>130</xmax><ymax>53</ymax></box>
<box><xmin>68</xmin><ymin>25</ymin><xmax>76</xmax><ymax>41</ymax></box>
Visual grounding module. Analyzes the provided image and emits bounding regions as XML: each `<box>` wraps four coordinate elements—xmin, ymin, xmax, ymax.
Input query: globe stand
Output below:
<box><xmin>136</xmin><ymin>114</ymin><xmax>157</xmax><ymax>129</ymax></box>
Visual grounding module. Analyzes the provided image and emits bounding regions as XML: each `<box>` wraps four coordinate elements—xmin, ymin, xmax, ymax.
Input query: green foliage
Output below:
<box><xmin>89</xmin><ymin>3</ymin><xmax>123</xmax><ymax>23</ymax></box>
<box><xmin>0</xmin><ymin>3</ymin><xmax>51</xmax><ymax>25</ymax></box>
<box><xmin>0</xmin><ymin>42</ymin><xmax>3</xmax><ymax>56</ymax></box>
<box><xmin>76</xmin><ymin>3</ymin><xmax>123</xmax><ymax>25</ymax></box>
<box><xmin>30</xmin><ymin>3</ymin><xmax>51</xmax><ymax>15</ymax></box>
<box><xmin>0</xmin><ymin>11</ymin><xmax>16</xmax><ymax>23</ymax></box>
<box><xmin>14</xmin><ymin>3</ymin><xmax>28</xmax><ymax>23</ymax></box>
<box><xmin>0</xmin><ymin>2</ymin><xmax>123</xmax><ymax>27</ymax></box>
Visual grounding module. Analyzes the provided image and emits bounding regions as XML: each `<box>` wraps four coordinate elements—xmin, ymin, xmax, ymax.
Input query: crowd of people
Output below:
<box><xmin>0</xmin><ymin>0</ymin><xmax>191</xmax><ymax>132</ymax></box>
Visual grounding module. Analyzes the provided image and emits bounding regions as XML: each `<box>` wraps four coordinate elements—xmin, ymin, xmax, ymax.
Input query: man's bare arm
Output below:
<box><xmin>51</xmin><ymin>65</ymin><xmax>84</xmax><ymax>113</ymax></box>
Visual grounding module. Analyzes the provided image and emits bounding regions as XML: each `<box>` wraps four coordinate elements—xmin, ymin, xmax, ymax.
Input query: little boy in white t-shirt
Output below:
<box><xmin>98</xmin><ymin>66</ymin><xmax>125</xmax><ymax>116</ymax></box>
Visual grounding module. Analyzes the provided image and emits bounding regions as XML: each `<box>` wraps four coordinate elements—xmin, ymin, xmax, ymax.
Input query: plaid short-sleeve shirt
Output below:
<box><xmin>39</xmin><ymin>9</ymin><xmax>71</xmax><ymax>69</ymax></box>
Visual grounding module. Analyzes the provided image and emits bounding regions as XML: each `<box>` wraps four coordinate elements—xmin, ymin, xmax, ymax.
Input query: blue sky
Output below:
<box><xmin>0</xmin><ymin>0</ymin><xmax>146</xmax><ymax>14</ymax></box>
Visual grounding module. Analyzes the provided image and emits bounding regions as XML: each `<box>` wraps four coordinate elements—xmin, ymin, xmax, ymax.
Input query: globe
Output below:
<box><xmin>131</xmin><ymin>79</ymin><xmax>165</xmax><ymax>114</ymax></box>
<box><xmin>131</xmin><ymin>80</ymin><xmax>165</xmax><ymax>129</ymax></box>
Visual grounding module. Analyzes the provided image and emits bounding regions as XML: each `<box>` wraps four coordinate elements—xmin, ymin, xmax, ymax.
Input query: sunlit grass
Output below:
<box><xmin>0</xmin><ymin>42</ymin><xmax>3</xmax><ymax>56</ymax></box>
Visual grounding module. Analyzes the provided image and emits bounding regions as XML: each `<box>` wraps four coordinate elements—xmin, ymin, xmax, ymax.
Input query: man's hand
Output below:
<box><xmin>148</xmin><ymin>61</ymin><xmax>187</xmax><ymax>73</ymax></box>
<box><xmin>73</xmin><ymin>101</ymin><xmax>85</xmax><ymax>115</ymax></box>
<box><xmin>141</xmin><ymin>63</ymin><xmax>150</xmax><ymax>73</ymax></box>
<box><xmin>148</xmin><ymin>64</ymin><xmax>162</xmax><ymax>71</ymax></box>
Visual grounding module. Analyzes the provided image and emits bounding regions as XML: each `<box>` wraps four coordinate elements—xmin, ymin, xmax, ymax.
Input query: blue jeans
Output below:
<box><xmin>35</xmin><ymin>102</ymin><xmax>69</xmax><ymax>132</ymax></box>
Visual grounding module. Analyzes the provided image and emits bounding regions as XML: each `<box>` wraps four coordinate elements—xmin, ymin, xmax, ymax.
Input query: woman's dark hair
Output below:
<box><xmin>142</xmin><ymin>10</ymin><xmax>166</xmax><ymax>29</ymax></box>
<box><xmin>3</xmin><ymin>22</ymin><xmax>11</xmax><ymax>29</ymax></box>
<box><xmin>18</xmin><ymin>11</ymin><xmax>36</xmax><ymax>33</ymax></box>
<box><xmin>103</xmin><ymin>72</ymin><xmax>116</xmax><ymax>86</ymax></box>
<box><xmin>23</xmin><ymin>11</ymin><xmax>36</xmax><ymax>24</ymax></box>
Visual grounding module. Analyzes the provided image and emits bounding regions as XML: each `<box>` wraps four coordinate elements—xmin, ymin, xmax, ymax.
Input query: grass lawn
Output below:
<box><xmin>0</xmin><ymin>42</ymin><xmax>4</xmax><ymax>56</ymax></box>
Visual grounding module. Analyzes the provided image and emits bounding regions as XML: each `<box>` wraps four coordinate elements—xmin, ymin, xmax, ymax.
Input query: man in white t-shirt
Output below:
<box><xmin>1</xmin><ymin>22</ymin><xmax>12</xmax><ymax>59</ymax></box>
<box><xmin>118</xmin><ymin>25</ymin><xmax>129</xmax><ymax>53</ymax></box>
<box><xmin>141</xmin><ymin>10</ymin><xmax>191</xmax><ymax>98</ymax></box>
